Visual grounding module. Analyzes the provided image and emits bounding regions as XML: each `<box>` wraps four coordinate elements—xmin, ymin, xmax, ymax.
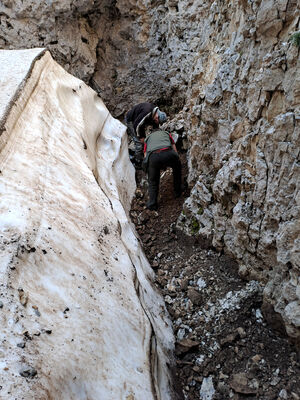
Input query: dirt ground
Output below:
<box><xmin>130</xmin><ymin>154</ymin><xmax>300</xmax><ymax>400</ymax></box>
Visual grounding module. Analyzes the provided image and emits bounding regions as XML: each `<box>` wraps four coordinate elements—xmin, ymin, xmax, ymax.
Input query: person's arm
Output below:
<box><xmin>169</xmin><ymin>133</ymin><xmax>177</xmax><ymax>153</ymax></box>
<box><xmin>143</xmin><ymin>141</ymin><xmax>147</xmax><ymax>158</ymax></box>
<box><xmin>126</xmin><ymin>107</ymin><xmax>134</xmax><ymax>123</ymax></box>
<box><xmin>138</xmin><ymin>124</ymin><xmax>146</xmax><ymax>139</ymax></box>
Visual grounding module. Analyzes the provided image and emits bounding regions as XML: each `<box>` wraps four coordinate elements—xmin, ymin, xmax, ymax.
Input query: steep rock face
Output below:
<box><xmin>0</xmin><ymin>0</ymin><xmax>186</xmax><ymax>116</ymax></box>
<box><xmin>0</xmin><ymin>48</ymin><xmax>176</xmax><ymax>399</ymax></box>
<box><xmin>0</xmin><ymin>0</ymin><xmax>104</xmax><ymax>81</ymax></box>
<box><xmin>0</xmin><ymin>0</ymin><xmax>299</xmax><ymax>341</ymax></box>
<box><xmin>172</xmin><ymin>1</ymin><xmax>300</xmax><ymax>343</ymax></box>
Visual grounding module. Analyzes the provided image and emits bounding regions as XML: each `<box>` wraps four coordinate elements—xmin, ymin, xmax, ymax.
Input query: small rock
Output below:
<box><xmin>23</xmin><ymin>331</ymin><xmax>32</xmax><ymax>340</ymax></box>
<box><xmin>194</xmin><ymin>376</ymin><xmax>202</xmax><ymax>383</ymax></box>
<box><xmin>187</xmin><ymin>288</ymin><xmax>203</xmax><ymax>305</ymax></box>
<box><xmin>167</xmin><ymin>283</ymin><xmax>176</xmax><ymax>292</ymax></box>
<box><xmin>291</xmin><ymin>392</ymin><xmax>300</xmax><ymax>400</ymax></box>
<box><xmin>237</xmin><ymin>327</ymin><xmax>246</xmax><ymax>338</ymax></box>
<box><xmin>41</xmin><ymin>329</ymin><xmax>52</xmax><ymax>334</ymax></box>
<box><xmin>255</xmin><ymin>309</ymin><xmax>263</xmax><ymax>322</ymax></box>
<box><xmin>164</xmin><ymin>295</ymin><xmax>173</xmax><ymax>304</ymax></box>
<box><xmin>180</xmin><ymin>278</ymin><xmax>189</xmax><ymax>290</ymax></box>
<box><xmin>219</xmin><ymin>372</ymin><xmax>229</xmax><ymax>380</ymax></box>
<box><xmin>197</xmin><ymin>278</ymin><xmax>206</xmax><ymax>289</ymax></box>
<box><xmin>19</xmin><ymin>365</ymin><xmax>37</xmax><ymax>378</ymax></box>
<box><xmin>251</xmin><ymin>354</ymin><xmax>262</xmax><ymax>363</ymax></box>
<box><xmin>270</xmin><ymin>376</ymin><xmax>281</xmax><ymax>386</ymax></box>
<box><xmin>135</xmin><ymin>189</ymin><xmax>143</xmax><ymax>198</ymax></box>
<box><xmin>220</xmin><ymin>332</ymin><xmax>238</xmax><ymax>346</ymax></box>
<box><xmin>0</xmin><ymin>301</ymin><xmax>3</xmax><ymax>308</ymax></box>
<box><xmin>274</xmin><ymin>368</ymin><xmax>280</xmax><ymax>376</ymax></box>
<box><xmin>143</xmin><ymin>234</ymin><xmax>151</xmax><ymax>243</ymax></box>
<box><xmin>177</xmin><ymin>328</ymin><xmax>186</xmax><ymax>341</ymax></box>
<box><xmin>230</xmin><ymin>373</ymin><xmax>257</xmax><ymax>394</ymax></box>
<box><xmin>200</xmin><ymin>376</ymin><xmax>215</xmax><ymax>400</ymax></box>
<box><xmin>17</xmin><ymin>342</ymin><xmax>26</xmax><ymax>348</ymax></box>
<box><xmin>32</xmin><ymin>306</ymin><xmax>41</xmax><ymax>317</ymax></box>
<box><xmin>175</xmin><ymin>338</ymin><xmax>200</xmax><ymax>355</ymax></box>
<box><xmin>217</xmin><ymin>381</ymin><xmax>229</xmax><ymax>395</ymax></box>
<box><xmin>279</xmin><ymin>389</ymin><xmax>288</xmax><ymax>399</ymax></box>
<box><xmin>18</xmin><ymin>288</ymin><xmax>28</xmax><ymax>307</ymax></box>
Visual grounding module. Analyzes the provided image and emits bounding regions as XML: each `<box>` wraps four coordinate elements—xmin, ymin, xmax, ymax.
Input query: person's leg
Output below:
<box><xmin>125</xmin><ymin>121</ymin><xmax>143</xmax><ymax>165</ymax></box>
<box><xmin>164</xmin><ymin>150</ymin><xmax>182</xmax><ymax>196</ymax></box>
<box><xmin>147</xmin><ymin>154</ymin><xmax>161</xmax><ymax>210</ymax></box>
<box><xmin>133</xmin><ymin>137</ymin><xmax>143</xmax><ymax>164</ymax></box>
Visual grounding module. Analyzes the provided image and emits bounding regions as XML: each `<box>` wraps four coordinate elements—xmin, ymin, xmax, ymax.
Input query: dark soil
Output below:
<box><xmin>130</xmin><ymin>154</ymin><xmax>300</xmax><ymax>400</ymax></box>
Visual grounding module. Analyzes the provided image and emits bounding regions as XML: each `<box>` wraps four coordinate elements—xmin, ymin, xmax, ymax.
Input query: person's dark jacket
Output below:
<box><xmin>125</xmin><ymin>102</ymin><xmax>158</xmax><ymax>138</ymax></box>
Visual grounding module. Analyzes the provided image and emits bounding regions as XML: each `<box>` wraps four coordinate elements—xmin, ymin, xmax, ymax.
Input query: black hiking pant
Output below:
<box><xmin>147</xmin><ymin>149</ymin><xmax>182</xmax><ymax>209</ymax></box>
<box><xmin>124</xmin><ymin>119</ymin><xmax>143</xmax><ymax>164</ymax></box>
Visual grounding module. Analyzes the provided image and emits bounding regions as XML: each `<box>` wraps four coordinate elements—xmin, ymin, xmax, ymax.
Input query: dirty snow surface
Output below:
<box><xmin>0</xmin><ymin>49</ymin><xmax>176</xmax><ymax>400</ymax></box>
<box><xmin>131</xmin><ymin>158</ymin><xmax>300</xmax><ymax>400</ymax></box>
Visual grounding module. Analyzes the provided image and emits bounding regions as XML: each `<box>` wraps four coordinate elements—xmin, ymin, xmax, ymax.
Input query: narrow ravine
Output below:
<box><xmin>130</xmin><ymin>154</ymin><xmax>300</xmax><ymax>400</ymax></box>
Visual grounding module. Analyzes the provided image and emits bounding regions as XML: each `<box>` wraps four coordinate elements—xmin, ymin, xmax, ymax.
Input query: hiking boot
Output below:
<box><xmin>174</xmin><ymin>184</ymin><xmax>185</xmax><ymax>198</ymax></box>
<box><xmin>146</xmin><ymin>203</ymin><xmax>158</xmax><ymax>211</ymax></box>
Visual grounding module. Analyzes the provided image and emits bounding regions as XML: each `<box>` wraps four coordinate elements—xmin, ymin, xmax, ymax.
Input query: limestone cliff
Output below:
<box><xmin>0</xmin><ymin>0</ymin><xmax>299</xmax><ymax>343</ymax></box>
<box><xmin>0</xmin><ymin>48</ymin><xmax>177</xmax><ymax>400</ymax></box>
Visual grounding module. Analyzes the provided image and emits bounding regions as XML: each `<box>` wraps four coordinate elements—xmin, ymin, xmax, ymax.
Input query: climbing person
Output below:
<box><xmin>124</xmin><ymin>102</ymin><xmax>167</xmax><ymax>166</ymax></box>
<box><xmin>143</xmin><ymin>128</ymin><xmax>182</xmax><ymax>211</ymax></box>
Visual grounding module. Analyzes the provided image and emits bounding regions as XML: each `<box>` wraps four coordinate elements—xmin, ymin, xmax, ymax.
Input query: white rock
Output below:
<box><xmin>200</xmin><ymin>376</ymin><xmax>215</xmax><ymax>400</ymax></box>
<box><xmin>279</xmin><ymin>389</ymin><xmax>288</xmax><ymax>399</ymax></box>
<box><xmin>197</xmin><ymin>278</ymin><xmax>207</xmax><ymax>289</ymax></box>
<box><xmin>284</xmin><ymin>301</ymin><xmax>300</xmax><ymax>328</ymax></box>
<box><xmin>255</xmin><ymin>309</ymin><xmax>263</xmax><ymax>322</ymax></box>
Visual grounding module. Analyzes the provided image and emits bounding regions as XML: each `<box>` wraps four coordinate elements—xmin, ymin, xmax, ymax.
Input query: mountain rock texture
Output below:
<box><xmin>0</xmin><ymin>0</ymin><xmax>299</xmax><ymax>343</ymax></box>
<box><xmin>0</xmin><ymin>48</ymin><xmax>177</xmax><ymax>400</ymax></box>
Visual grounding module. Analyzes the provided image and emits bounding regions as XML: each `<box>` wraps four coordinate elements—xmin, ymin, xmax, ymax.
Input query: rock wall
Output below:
<box><xmin>0</xmin><ymin>0</ymin><xmax>299</xmax><ymax>341</ymax></box>
<box><xmin>114</xmin><ymin>0</ymin><xmax>300</xmax><ymax>344</ymax></box>
<box><xmin>0</xmin><ymin>48</ymin><xmax>177</xmax><ymax>399</ymax></box>
<box><xmin>173</xmin><ymin>0</ymin><xmax>300</xmax><ymax>344</ymax></box>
